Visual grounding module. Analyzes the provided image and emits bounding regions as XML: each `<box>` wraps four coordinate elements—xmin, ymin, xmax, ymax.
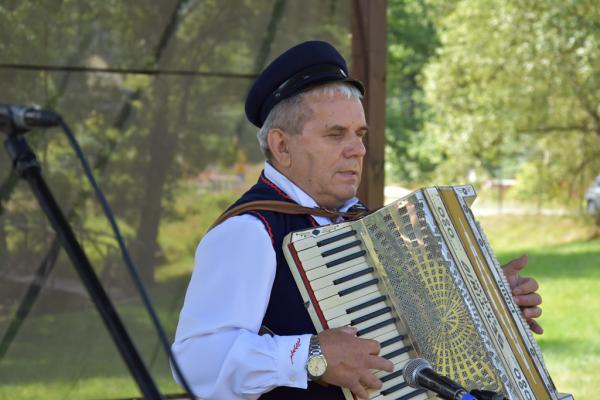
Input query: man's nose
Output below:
<box><xmin>344</xmin><ymin>135</ymin><xmax>367</xmax><ymax>158</ymax></box>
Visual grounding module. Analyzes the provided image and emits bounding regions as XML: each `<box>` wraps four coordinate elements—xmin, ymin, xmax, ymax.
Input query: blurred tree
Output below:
<box><xmin>385</xmin><ymin>0</ymin><xmax>440</xmax><ymax>184</ymax></box>
<box><xmin>422</xmin><ymin>0</ymin><xmax>600</xmax><ymax>208</ymax></box>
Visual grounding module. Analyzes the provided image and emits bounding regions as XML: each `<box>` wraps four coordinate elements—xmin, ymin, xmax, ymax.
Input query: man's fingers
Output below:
<box><xmin>320</xmin><ymin>327</ymin><xmax>394</xmax><ymax>392</ymax></box>
<box><xmin>340</xmin><ymin>326</ymin><xmax>358</xmax><ymax>336</ymax></box>
<box><xmin>360</xmin><ymin>372</ymin><xmax>383</xmax><ymax>390</ymax></box>
<box><xmin>522</xmin><ymin>306</ymin><xmax>542</xmax><ymax>319</ymax></box>
<box><xmin>502</xmin><ymin>255</ymin><xmax>529</xmax><ymax>289</ymax></box>
<box><xmin>515</xmin><ymin>292</ymin><xmax>542</xmax><ymax>307</ymax></box>
<box><xmin>349</xmin><ymin>381</ymin><xmax>370</xmax><ymax>400</ymax></box>
<box><xmin>503</xmin><ymin>254</ymin><xmax>528</xmax><ymax>273</ymax></box>
<box><xmin>366</xmin><ymin>355</ymin><xmax>394</xmax><ymax>372</ymax></box>
<box><xmin>363</xmin><ymin>339</ymin><xmax>382</xmax><ymax>355</ymax></box>
<box><xmin>512</xmin><ymin>277</ymin><xmax>539</xmax><ymax>296</ymax></box>
<box><xmin>527</xmin><ymin>318</ymin><xmax>544</xmax><ymax>334</ymax></box>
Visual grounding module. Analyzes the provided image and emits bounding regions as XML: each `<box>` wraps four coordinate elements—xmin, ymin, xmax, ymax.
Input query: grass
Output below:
<box><xmin>0</xmin><ymin>286</ymin><xmax>184</xmax><ymax>399</ymax></box>
<box><xmin>478</xmin><ymin>214</ymin><xmax>600</xmax><ymax>400</ymax></box>
<box><xmin>1</xmin><ymin>187</ymin><xmax>598</xmax><ymax>399</ymax></box>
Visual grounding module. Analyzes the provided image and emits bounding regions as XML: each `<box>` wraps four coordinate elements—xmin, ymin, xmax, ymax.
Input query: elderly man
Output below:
<box><xmin>171</xmin><ymin>41</ymin><xmax>542</xmax><ymax>400</ymax></box>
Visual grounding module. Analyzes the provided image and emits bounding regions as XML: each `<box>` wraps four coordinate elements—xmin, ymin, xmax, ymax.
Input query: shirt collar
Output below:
<box><xmin>263</xmin><ymin>161</ymin><xmax>359</xmax><ymax>224</ymax></box>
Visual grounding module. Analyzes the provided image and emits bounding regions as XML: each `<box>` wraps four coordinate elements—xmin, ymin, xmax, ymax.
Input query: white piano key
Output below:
<box><xmin>379</xmin><ymin>374</ymin><xmax>407</xmax><ymax>396</ymax></box>
<box><xmin>302</xmin><ymin>246</ymin><xmax>366</xmax><ymax>270</ymax></box>
<box><xmin>320</xmin><ymin>284</ymin><xmax>380</xmax><ymax>310</ymax></box>
<box><xmin>380</xmin><ymin>341</ymin><xmax>408</xmax><ymax>360</ymax></box>
<box><xmin>379</xmin><ymin>367</ymin><xmax>405</xmax><ymax>383</ymax></box>
<box><xmin>310</xmin><ymin>262</ymin><xmax>373</xmax><ymax>291</ymax></box>
<box><xmin>361</xmin><ymin>323</ymin><xmax>400</xmax><ymax>342</ymax></box>
<box><xmin>394</xmin><ymin>387</ymin><xmax>429</xmax><ymax>400</ymax></box>
<box><xmin>374</xmin><ymin>330</ymin><xmax>404</xmax><ymax>347</ymax></box>
<box><xmin>400</xmin><ymin>389</ymin><xmax>428</xmax><ymax>400</ymax></box>
<box><xmin>314</xmin><ymin>272</ymin><xmax>377</xmax><ymax>301</ymax></box>
<box><xmin>370</xmin><ymin>384</ymin><xmax>415</xmax><ymax>400</ymax></box>
<box><xmin>354</xmin><ymin>311</ymin><xmax>394</xmax><ymax>332</ymax></box>
<box><xmin>370</xmin><ymin>390</ymin><xmax>430</xmax><ymax>400</ymax></box>
<box><xmin>409</xmin><ymin>391</ymin><xmax>430</xmax><ymax>400</ymax></box>
<box><xmin>297</xmin><ymin>235</ymin><xmax>360</xmax><ymax>262</ymax></box>
<box><xmin>365</xmin><ymin>375</ymin><xmax>408</xmax><ymax>400</ymax></box>
<box><xmin>369</xmin><ymin>360</ymin><xmax>430</xmax><ymax>400</ymax></box>
<box><xmin>375</xmin><ymin>356</ymin><xmax>411</xmax><ymax>379</ymax></box>
<box><xmin>387</xmin><ymin>350</ymin><xmax>411</xmax><ymax>366</ymax></box>
<box><xmin>328</xmin><ymin>301</ymin><xmax>390</xmax><ymax>327</ymax></box>
<box><xmin>323</xmin><ymin>291</ymin><xmax>385</xmax><ymax>320</ymax></box>
<box><xmin>306</xmin><ymin>257</ymin><xmax>366</xmax><ymax>281</ymax></box>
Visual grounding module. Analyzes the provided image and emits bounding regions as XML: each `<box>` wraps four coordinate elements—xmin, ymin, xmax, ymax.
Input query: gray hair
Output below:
<box><xmin>257</xmin><ymin>82</ymin><xmax>363</xmax><ymax>159</ymax></box>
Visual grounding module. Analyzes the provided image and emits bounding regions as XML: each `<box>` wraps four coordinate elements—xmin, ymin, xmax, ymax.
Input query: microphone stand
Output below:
<box><xmin>2</xmin><ymin>125</ymin><xmax>163</xmax><ymax>400</ymax></box>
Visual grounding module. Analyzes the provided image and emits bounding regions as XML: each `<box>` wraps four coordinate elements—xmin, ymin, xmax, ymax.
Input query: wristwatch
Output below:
<box><xmin>306</xmin><ymin>335</ymin><xmax>327</xmax><ymax>381</ymax></box>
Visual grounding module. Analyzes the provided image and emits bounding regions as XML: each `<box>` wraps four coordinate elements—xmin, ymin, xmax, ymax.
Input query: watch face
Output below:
<box><xmin>307</xmin><ymin>355</ymin><xmax>327</xmax><ymax>377</ymax></box>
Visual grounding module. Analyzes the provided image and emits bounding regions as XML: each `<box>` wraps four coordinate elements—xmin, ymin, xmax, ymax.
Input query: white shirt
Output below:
<box><xmin>172</xmin><ymin>162</ymin><xmax>359</xmax><ymax>399</ymax></box>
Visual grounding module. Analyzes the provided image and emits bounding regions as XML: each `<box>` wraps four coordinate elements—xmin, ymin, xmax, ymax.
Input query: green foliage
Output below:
<box><xmin>159</xmin><ymin>183</ymin><xmax>240</xmax><ymax>262</ymax></box>
<box><xmin>386</xmin><ymin>0</ymin><xmax>441</xmax><ymax>183</ymax></box>
<box><xmin>422</xmin><ymin>0</ymin><xmax>600</xmax><ymax>203</ymax></box>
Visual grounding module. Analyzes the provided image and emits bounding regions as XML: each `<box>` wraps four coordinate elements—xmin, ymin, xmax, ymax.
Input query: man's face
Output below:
<box><xmin>285</xmin><ymin>93</ymin><xmax>367</xmax><ymax>208</ymax></box>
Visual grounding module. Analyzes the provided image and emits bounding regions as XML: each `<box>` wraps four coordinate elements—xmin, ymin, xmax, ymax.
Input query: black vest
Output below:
<box><xmin>227</xmin><ymin>171</ymin><xmax>345</xmax><ymax>400</ymax></box>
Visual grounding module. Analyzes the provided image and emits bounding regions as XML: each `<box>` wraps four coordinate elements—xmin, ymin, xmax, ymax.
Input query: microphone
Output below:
<box><xmin>403</xmin><ymin>358</ymin><xmax>477</xmax><ymax>400</ymax></box>
<box><xmin>0</xmin><ymin>104</ymin><xmax>61</xmax><ymax>131</ymax></box>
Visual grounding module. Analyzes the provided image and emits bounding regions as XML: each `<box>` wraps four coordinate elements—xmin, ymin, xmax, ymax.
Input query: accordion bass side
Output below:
<box><xmin>283</xmin><ymin>185</ymin><xmax>573</xmax><ymax>400</ymax></box>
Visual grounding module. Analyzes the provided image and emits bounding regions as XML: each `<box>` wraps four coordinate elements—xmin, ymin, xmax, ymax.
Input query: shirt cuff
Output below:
<box><xmin>274</xmin><ymin>334</ymin><xmax>312</xmax><ymax>389</ymax></box>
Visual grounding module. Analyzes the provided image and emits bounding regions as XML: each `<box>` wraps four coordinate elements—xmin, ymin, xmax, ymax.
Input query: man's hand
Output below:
<box><xmin>318</xmin><ymin>326</ymin><xmax>394</xmax><ymax>399</ymax></box>
<box><xmin>502</xmin><ymin>254</ymin><xmax>544</xmax><ymax>334</ymax></box>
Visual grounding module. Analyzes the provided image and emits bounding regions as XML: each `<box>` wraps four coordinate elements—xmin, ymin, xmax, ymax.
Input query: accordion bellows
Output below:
<box><xmin>283</xmin><ymin>185</ymin><xmax>572</xmax><ymax>400</ymax></box>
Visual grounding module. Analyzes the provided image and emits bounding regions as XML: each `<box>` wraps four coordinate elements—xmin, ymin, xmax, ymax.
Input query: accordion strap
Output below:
<box><xmin>210</xmin><ymin>200</ymin><xmax>366</xmax><ymax>230</ymax></box>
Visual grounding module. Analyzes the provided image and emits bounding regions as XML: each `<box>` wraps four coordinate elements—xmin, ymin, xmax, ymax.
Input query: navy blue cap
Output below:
<box><xmin>245</xmin><ymin>40</ymin><xmax>364</xmax><ymax>128</ymax></box>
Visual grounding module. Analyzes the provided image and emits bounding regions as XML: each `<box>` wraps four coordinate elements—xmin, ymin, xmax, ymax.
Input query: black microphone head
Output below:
<box><xmin>403</xmin><ymin>358</ymin><xmax>431</xmax><ymax>388</ymax></box>
<box><xmin>0</xmin><ymin>104</ymin><xmax>61</xmax><ymax>131</ymax></box>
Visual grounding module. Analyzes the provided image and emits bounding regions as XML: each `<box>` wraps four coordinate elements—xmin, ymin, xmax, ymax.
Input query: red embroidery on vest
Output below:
<box><xmin>290</xmin><ymin>337</ymin><xmax>301</xmax><ymax>365</ymax></box>
<box><xmin>260</xmin><ymin>174</ymin><xmax>292</xmax><ymax>200</ymax></box>
<box><xmin>261</xmin><ymin>174</ymin><xmax>320</xmax><ymax>227</ymax></box>
<box><xmin>250</xmin><ymin>211</ymin><xmax>275</xmax><ymax>247</ymax></box>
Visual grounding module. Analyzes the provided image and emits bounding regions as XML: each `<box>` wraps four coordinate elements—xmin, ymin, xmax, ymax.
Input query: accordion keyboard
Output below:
<box><xmin>287</xmin><ymin>225</ymin><xmax>431</xmax><ymax>400</ymax></box>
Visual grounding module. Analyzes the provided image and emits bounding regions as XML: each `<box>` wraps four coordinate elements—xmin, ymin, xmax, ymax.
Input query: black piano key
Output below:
<box><xmin>326</xmin><ymin>249</ymin><xmax>367</xmax><ymax>268</ymax></box>
<box><xmin>380</xmin><ymin>334</ymin><xmax>406</xmax><ymax>348</ymax></box>
<box><xmin>345</xmin><ymin>295</ymin><xmax>386</xmax><ymax>314</ymax></box>
<box><xmin>356</xmin><ymin>317</ymin><xmax>395</xmax><ymax>336</ymax></box>
<box><xmin>382</xmin><ymin>346</ymin><xmax>411</xmax><ymax>360</ymax></box>
<box><xmin>317</xmin><ymin>229</ymin><xmax>357</xmax><ymax>247</ymax></box>
<box><xmin>350</xmin><ymin>306</ymin><xmax>391</xmax><ymax>325</ymax></box>
<box><xmin>396</xmin><ymin>388</ymin><xmax>427</xmax><ymax>400</ymax></box>
<box><xmin>338</xmin><ymin>278</ymin><xmax>379</xmax><ymax>297</ymax></box>
<box><xmin>381</xmin><ymin>381</ymin><xmax>408</xmax><ymax>396</ymax></box>
<box><xmin>333</xmin><ymin>267</ymin><xmax>374</xmax><ymax>285</ymax></box>
<box><xmin>380</xmin><ymin>369</ymin><xmax>404</xmax><ymax>383</ymax></box>
<box><xmin>321</xmin><ymin>239</ymin><xmax>362</xmax><ymax>257</ymax></box>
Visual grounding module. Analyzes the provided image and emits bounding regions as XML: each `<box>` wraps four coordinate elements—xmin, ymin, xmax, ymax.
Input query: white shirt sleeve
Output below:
<box><xmin>171</xmin><ymin>214</ymin><xmax>312</xmax><ymax>399</ymax></box>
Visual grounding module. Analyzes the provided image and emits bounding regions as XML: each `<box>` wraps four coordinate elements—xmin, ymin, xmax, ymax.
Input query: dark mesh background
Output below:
<box><xmin>0</xmin><ymin>1</ymin><xmax>351</xmax><ymax>398</ymax></box>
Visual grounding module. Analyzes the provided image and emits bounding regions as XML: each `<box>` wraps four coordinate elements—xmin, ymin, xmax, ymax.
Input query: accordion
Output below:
<box><xmin>283</xmin><ymin>185</ymin><xmax>572</xmax><ymax>400</ymax></box>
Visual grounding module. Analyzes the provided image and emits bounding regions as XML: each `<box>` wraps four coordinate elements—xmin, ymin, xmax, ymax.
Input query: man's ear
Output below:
<box><xmin>267</xmin><ymin>128</ymin><xmax>292</xmax><ymax>168</ymax></box>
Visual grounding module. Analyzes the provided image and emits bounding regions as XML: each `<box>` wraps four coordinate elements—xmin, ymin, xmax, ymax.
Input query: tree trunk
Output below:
<box><xmin>133</xmin><ymin>77</ymin><xmax>176</xmax><ymax>285</ymax></box>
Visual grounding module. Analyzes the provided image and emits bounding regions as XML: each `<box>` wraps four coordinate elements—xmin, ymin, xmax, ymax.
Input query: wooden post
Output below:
<box><xmin>351</xmin><ymin>0</ymin><xmax>387</xmax><ymax>210</ymax></box>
